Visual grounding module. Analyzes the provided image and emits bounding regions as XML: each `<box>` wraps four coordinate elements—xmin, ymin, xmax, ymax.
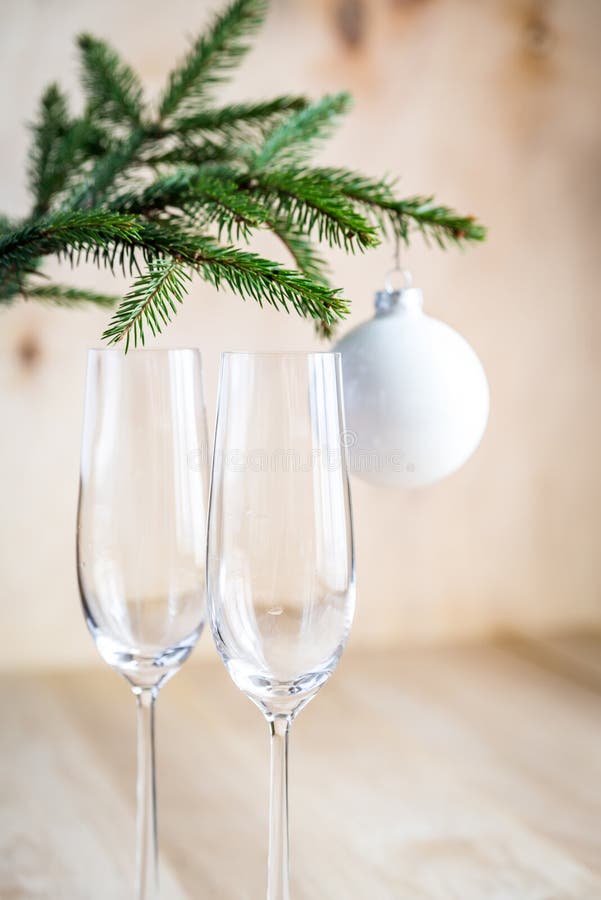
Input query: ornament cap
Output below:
<box><xmin>374</xmin><ymin>286</ymin><xmax>424</xmax><ymax>317</ymax></box>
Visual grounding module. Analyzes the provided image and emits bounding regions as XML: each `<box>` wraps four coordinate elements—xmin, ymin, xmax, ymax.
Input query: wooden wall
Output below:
<box><xmin>0</xmin><ymin>0</ymin><xmax>600</xmax><ymax>668</ymax></box>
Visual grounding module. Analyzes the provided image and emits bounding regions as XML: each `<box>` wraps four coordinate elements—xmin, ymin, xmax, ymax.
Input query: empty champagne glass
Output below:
<box><xmin>207</xmin><ymin>352</ymin><xmax>355</xmax><ymax>899</ymax></box>
<box><xmin>77</xmin><ymin>349</ymin><xmax>209</xmax><ymax>900</ymax></box>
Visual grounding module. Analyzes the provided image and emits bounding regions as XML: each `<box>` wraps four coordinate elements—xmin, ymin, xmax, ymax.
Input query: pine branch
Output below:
<box><xmin>172</xmin><ymin>96</ymin><xmax>308</xmax><ymax>137</ymax></box>
<box><xmin>27</xmin><ymin>90</ymin><xmax>113</xmax><ymax>217</ymax></box>
<box><xmin>385</xmin><ymin>196</ymin><xmax>487</xmax><ymax>246</ymax></box>
<box><xmin>141</xmin><ymin>138</ymin><xmax>237</xmax><ymax>168</ymax></box>
<box><xmin>110</xmin><ymin>169</ymin><xmax>199</xmax><ymax>214</ymax></box>
<box><xmin>23</xmin><ymin>283</ymin><xmax>120</xmax><ymax>308</ymax></box>
<box><xmin>192</xmin><ymin>240</ymin><xmax>348</xmax><ymax>323</ymax></box>
<box><xmin>0</xmin><ymin>261</ymin><xmax>28</xmax><ymax>303</ymax></box>
<box><xmin>307</xmin><ymin>167</ymin><xmax>398</xmax><ymax>230</ymax></box>
<box><xmin>35</xmin><ymin>118</ymin><xmax>113</xmax><ymax>214</ymax></box>
<box><xmin>271</xmin><ymin>219</ymin><xmax>335</xmax><ymax>338</ymax></box>
<box><xmin>27</xmin><ymin>85</ymin><xmax>70</xmax><ymax>216</ymax></box>
<box><xmin>252</xmin><ymin>92</ymin><xmax>352</xmax><ymax>169</ymax></box>
<box><xmin>305</xmin><ymin>168</ymin><xmax>486</xmax><ymax>246</ymax></box>
<box><xmin>0</xmin><ymin>211</ymin><xmax>141</xmax><ymax>274</ymax></box>
<box><xmin>0</xmin><ymin>215</ymin><xmax>13</xmax><ymax>236</ymax></box>
<box><xmin>131</xmin><ymin>96</ymin><xmax>309</xmax><ymax>172</ymax></box>
<box><xmin>187</xmin><ymin>184</ymin><xmax>269</xmax><ymax>242</ymax></box>
<box><xmin>78</xmin><ymin>34</ymin><xmax>144</xmax><ymax>126</ymax></box>
<box><xmin>271</xmin><ymin>219</ymin><xmax>330</xmax><ymax>285</ymax></box>
<box><xmin>159</xmin><ymin>0</ymin><xmax>268</xmax><ymax>120</ymax></box>
<box><xmin>68</xmin><ymin>129</ymin><xmax>147</xmax><ymax>208</ymax></box>
<box><xmin>112</xmin><ymin>168</ymin><xmax>271</xmax><ymax>240</ymax></box>
<box><xmin>101</xmin><ymin>225</ymin><xmax>348</xmax><ymax>346</ymax></box>
<box><xmin>253</xmin><ymin>167</ymin><xmax>379</xmax><ymax>251</ymax></box>
<box><xmin>2</xmin><ymin>4</ymin><xmax>487</xmax><ymax>344</ymax></box>
<box><xmin>103</xmin><ymin>258</ymin><xmax>191</xmax><ymax>350</ymax></box>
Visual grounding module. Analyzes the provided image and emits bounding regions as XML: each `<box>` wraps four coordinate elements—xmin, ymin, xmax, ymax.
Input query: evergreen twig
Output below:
<box><xmin>171</xmin><ymin>96</ymin><xmax>308</xmax><ymax>137</ymax></box>
<box><xmin>253</xmin><ymin>167</ymin><xmax>379</xmax><ymax>251</ymax></box>
<box><xmin>27</xmin><ymin>84</ymin><xmax>71</xmax><ymax>217</ymax></box>
<box><xmin>78</xmin><ymin>34</ymin><xmax>144</xmax><ymax>126</ymax></box>
<box><xmin>0</xmin><ymin>0</ymin><xmax>486</xmax><ymax>346</ymax></box>
<box><xmin>68</xmin><ymin>130</ymin><xmax>147</xmax><ymax>209</ymax></box>
<box><xmin>23</xmin><ymin>283</ymin><xmax>120</xmax><ymax>308</ymax></box>
<box><xmin>0</xmin><ymin>210</ymin><xmax>141</xmax><ymax>269</ymax></box>
<box><xmin>102</xmin><ymin>229</ymin><xmax>347</xmax><ymax>347</ymax></box>
<box><xmin>103</xmin><ymin>258</ymin><xmax>191</xmax><ymax>350</ymax></box>
<box><xmin>272</xmin><ymin>219</ymin><xmax>330</xmax><ymax>286</ymax></box>
<box><xmin>252</xmin><ymin>93</ymin><xmax>352</xmax><ymax>169</ymax></box>
<box><xmin>159</xmin><ymin>0</ymin><xmax>268</xmax><ymax>120</ymax></box>
<box><xmin>112</xmin><ymin>169</ymin><xmax>270</xmax><ymax>240</ymax></box>
<box><xmin>308</xmin><ymin>168</ymin><xmax>486</xmax><ymax>245</ymax></box>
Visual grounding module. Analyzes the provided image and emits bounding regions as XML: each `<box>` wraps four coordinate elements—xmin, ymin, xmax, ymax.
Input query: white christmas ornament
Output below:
<box><xmin>335</xmin><ymin>269</ymin><xmax>489</xmax><ymax>488</ymax></box>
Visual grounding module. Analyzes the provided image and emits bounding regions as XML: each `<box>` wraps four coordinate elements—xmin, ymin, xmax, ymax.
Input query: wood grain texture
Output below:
<box><xmin>0</xmin><ymin>0</ymin><xmax>600</xmax><ymax>668</ymax></box>
<box><xmin>1</xmin><ymin>639</ymin><xmax>600</xmax><ymax>898</ymax></box>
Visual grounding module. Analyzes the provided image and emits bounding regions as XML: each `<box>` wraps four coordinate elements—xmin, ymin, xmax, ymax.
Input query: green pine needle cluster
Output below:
<box><xmin>0</xmin><ymin>0</ymin><xmax>486</xmax><ymax>346</ymax></box>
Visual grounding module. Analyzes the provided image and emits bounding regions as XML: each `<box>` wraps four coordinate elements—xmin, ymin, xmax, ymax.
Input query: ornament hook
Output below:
<box><xmin>384</xmin><ymin>238</ymin><xmax>413</xmax><ymax>294</ymax></box>
<box><xmin>384</xmin><ymin>267</ymin><xmax>413</xmax><ymax>294</ymax></box>
<box><xmin>393</xmin><ymin>233</ymin><xmax>401</xmax><ymax>271</ymax></box>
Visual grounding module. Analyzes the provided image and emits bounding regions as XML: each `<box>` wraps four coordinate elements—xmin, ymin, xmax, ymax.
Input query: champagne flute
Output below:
<box><xmin>77</xmin><ymin>349</ymin><xmax>209</xmax><ymax>900</ymax></box>
<box><xmin>207</xmin><ymin>352</ymin><xmax>355</xmax><ymax>899</ymax></box>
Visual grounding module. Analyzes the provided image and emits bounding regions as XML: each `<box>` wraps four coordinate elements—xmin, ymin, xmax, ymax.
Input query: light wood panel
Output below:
<box><xmin>1</xmin><ymin>640</ymin><xmax>600</xmax><ymax>898</ymax></box>
<box><xmin>1</xmin><ymin>0</ymin><xmax>600</xmax><ymax>666</ymax></box>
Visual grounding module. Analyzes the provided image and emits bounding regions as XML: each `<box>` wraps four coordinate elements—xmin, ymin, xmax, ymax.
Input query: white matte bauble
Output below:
<box><xmin>335</xmin><ymin>278</ymin><xmax>489</xmax><ymax>488</ymax></box>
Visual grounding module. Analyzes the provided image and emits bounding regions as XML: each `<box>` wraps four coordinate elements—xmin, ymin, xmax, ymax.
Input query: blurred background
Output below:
<box><xmin>1</xmin><ymin>0</ymin><xmax>600</xmax><ymax>670</ymax></box>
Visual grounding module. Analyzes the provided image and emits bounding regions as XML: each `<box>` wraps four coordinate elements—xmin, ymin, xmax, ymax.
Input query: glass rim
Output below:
<box><xmin>220</xmin><ymin>350</ymin><xmax>341</xmax><ymax>359</ymax></box>
<box><xmin>87</xmin><ymin>347</ymin><xmax>201</xmax><ymax>355</ymax></box>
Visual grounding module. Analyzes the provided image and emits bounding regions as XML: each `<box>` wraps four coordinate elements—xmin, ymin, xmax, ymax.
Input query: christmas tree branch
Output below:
<box><xmin>78</xmin><ymin>34</ymin><xmax>144</xmax><ymax>127</ymax></box>
<box><xmin>250</xmin><ymin>168</ymin><xmax>379</xmax><ymax>251</ymax></box>
<box><xmin>102</xmin><ymin>258</ymin><xmax>191</xmax><ymax>349</ymax></box>
<box><xmin>1</xmin><ymin>0</ymin><xmax>487</xmax><ymax>345</ymax></box>
<box><xmin>27</xmin><ymin>85</ymin><xmax>71</xmax><ymax>217</ymax></box>
<box><xmin>111</xmin><ymin>169</ymin><xmax>271</xmax><ymax>241</ymax></box>
<box><xmin>28</xmin><ymin>105</ymin><xmax>110</xmax><ymax>217</ymax></box>
<box><xmin>384</xmin><ymin>196</ymin><xmax>486</xmax><ymax>246</ymax></box>
<box><xmin>159</xmin><ymin>0</ymin><xmax>268</xmax><ymax>120</ymax></box>
<box><xmin>194</xmin><ymin>242</ymin><xmax>346</xmax><ymax>321</ymax></box>
<box><xmin>271</xmin><ymin>219</ymin><xmax>335</xmax><ymax>339</ymax></box>
<box><xmin>141</xmin><ymin>137</ymin><xmax>237</xmax><ymax>168</ymax></box>
<box><xmin>0</xmin><ymin>210</ymin><xmax>141</xmax><ymax>270</ymax></box>
<box><xmin>311</xmin><ymin>168</ymin><xmax>486</xmax><ymax>245</ymax></box>
<box><xmin>271</xmin><ymin>219</ymin><xmax>330</xmax><ymax>286</ymax></box>
<box><xmin>22</xmin><ymin>283</ymin><xmax>121</xmax><ymax>308</ymax></box>
<box><xmin>68</xmin><ymin>130</ymin><xmax>148</xmax><ymax>209</ymax></box>
<box><xmin>170</xmin><ymin>96</ymin><xmax>309</xmax><ymax>137</ymax></box>
<box><xmin>252</xmin><ymin>92</ymin><xmax>352</xmax><ymax>168</ymax></box>
<box><xmin>101</xmin><ymin>229</ymin><xmax>348</xmax><ymax>347</ymax></box>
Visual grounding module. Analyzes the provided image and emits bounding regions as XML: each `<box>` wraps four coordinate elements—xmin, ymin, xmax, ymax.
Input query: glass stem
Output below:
<box><xmin>267</xmin><ymin>715</ymin><xmax>292</xmax><ymax>900</ymax></box>
<box><xmin>135</xmin><ymin>687</ymin><xmax>159</xmax><ymax>900</ymax></box>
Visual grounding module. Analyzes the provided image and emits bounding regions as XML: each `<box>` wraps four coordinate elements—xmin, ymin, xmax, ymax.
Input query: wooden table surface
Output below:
<box><xmin>1</xmin><ymin>636</ymin><xmax>600</xmax><ymax>899</ymax></box>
